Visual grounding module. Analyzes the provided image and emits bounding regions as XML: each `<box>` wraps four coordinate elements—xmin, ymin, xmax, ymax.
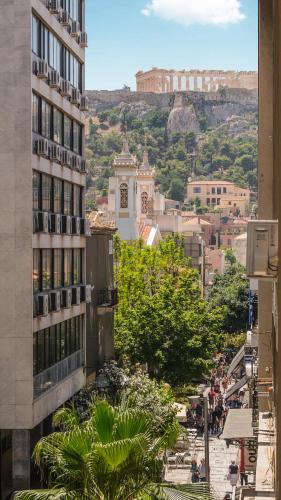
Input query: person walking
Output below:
<box><xmin>222</xmin><ymin>376</ymin><xmax>228</xmax><ymax>393</ymax></box>
<box><xmin>198</xmin><ymin>458</ymin><xmax>207</xmax><ymax>482</ymax></box>
<box><xmin>240</xmin><ymin>464</ymin><xmax>248</xmax><ymax>486</ymax></box>
<box><xmin>190</xmin><ymin>459</ymin><xmax>199</xmax><ymax>483</ymax></box>
<box><xmin>208</xmin><ymin>389</ymin><xmax>216</xmax><ymax>409</ymax></box>
<box><xmin>228</xmin><ymin>460</ymin><xmax>239</xmax><ymax>487</ymax></box>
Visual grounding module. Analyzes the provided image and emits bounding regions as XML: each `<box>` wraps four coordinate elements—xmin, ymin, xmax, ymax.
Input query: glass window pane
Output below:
<box><xmin>73</xmin><ymin>122</ymin><xmax>81</xmax><ymax>154</ymax></box>
<box><xmin>33</xmin><ymin>249</ymin><xmax>40</xmax><ymax>294</ymax></box>
<box><xmin>33</xmin><ymin>171</ymin><xmax>40</xmax><ymax>210</ymax></box>
<box><xmin>64</xmin><ymin>116</ymin><xmax>72</xmax><ymax>149</ymax></box>
<box><xmin>70</xmin><ymin>317</ymin><xmax>76</xmax><ymax>354</ymax></box>
<box><xmin>32</xmin><ymin>94</ymin><xmax>39</xmax><ymax>133</ymax></box>
<box><xmin>42</xmin><ymin>249</ymin><xmax>52</xmax><ymax>291</ymax></box>
<box><xmin>64</xmin><ymin>182</ymin><xmax>72</xmax><ymax>215</ymax></box>
<box><xmin>64</xmin><ymin>249</ymin><xmax>72</xmax><ymax>286</ymax></box>
<box><xmin>53</xmin><ymin>178</ymin><xmax>62</xmax><ymax>213</ymax></box>
<box><xmin>61</xmin><ymin>321</ymin><xmax>66</xmax><ymax>359</ymax></box>
<box><xmin>42</xmin><ymin>174</ymin><xmax>52</xmax><ymax>211</ymax></box>
<box><xmin>37</xmin><ymin>330</ymin><xmax>45</xmax><ymax>373</ymax></box>
<box><xmin>49</xmin><ymin>326</ymin><xmax>56</xmax><ymax>366</ymax></box>
<box><xmin>73</xmin><ymin>249</ymin><xmax>82</xmax><ymax>285</ymax></box>
<box><xmin>54</xmin><ymin>249</ymin><xmax>62</xmax><ymax>289</ymax></box>
<box><xmin>32</xmin><ymin>16</ymin><xmax>39</xmax><ymax>55</ymax></box>
<box><xmin>41</xmin><ymin>100</ymin><xmax>51</xmax><ymax>139</ymax></box>
<box><xmin>56</xmin><ymin>323</ymin><xmax>61</xmax><ymax>363</ymax></box>
<box><xmin>44</xmin><ymin>328</ymin><xmax>50</xmax><ymax>369</ymax></box>
<box><xmin>33</xmin><ymin>334</ymin><xmax>38</xmax><ymax>375</ymax></box>
<box><xmin>73</xmin><ymin>184</ymin><xmax>81</xmax><ymax>216</ymax></box>
<box><xmin>49</xmin><ymin>32</ymin><xmax>54</xmax><ymax>68</ymax></box>
<box><xmin>53</xmin><ymin>109</ymin><xmax>63</xmax><ymax>144</ymax></box>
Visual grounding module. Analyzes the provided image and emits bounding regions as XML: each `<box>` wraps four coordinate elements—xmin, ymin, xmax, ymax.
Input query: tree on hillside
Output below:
<box><xmin>168</xmin><ymin>178</ymin><xmax>185</xmax><ymax>201</ymax></box>
<box><xmin>114</xmin><ymin>237</ymin><xmax>223</xmax><ymax>385</ymax></box>
<box><xmin>207</xmin><ymin>252</ymin><xmax>249</xmax><ymax>334</ymax></box>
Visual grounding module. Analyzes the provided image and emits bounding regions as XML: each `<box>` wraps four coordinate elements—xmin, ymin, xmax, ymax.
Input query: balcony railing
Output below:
<box><xmin>96</xmin><ymin>289</ymin><xmax>118</xmax><ymax>308</ymax></box>
<box><xmin>34</xmin><ymin>349</ymin><xmax>84</xmax><ymax>399</ymax></box>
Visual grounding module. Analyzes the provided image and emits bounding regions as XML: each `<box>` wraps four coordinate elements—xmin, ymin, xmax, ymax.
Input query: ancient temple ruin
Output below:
<box><xmin>135</xmin><ymin>68</ymin><xmax>258</xmax><ymax>93</ymax></box>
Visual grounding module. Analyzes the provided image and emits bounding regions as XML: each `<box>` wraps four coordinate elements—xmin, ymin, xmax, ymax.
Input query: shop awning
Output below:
<box><xmin>221</xmin><ymin>409</ymin><xmax>254</xmax><ymax>440</ymax></box>
<box><xmin>225</xmin><ymin>375</ymin><xmax>247</xmax><ymax>400</ymax></box>
<box><xmin>227</xmin><ymin>345</ymin><xmax>244</xmax><ymax>377</ymax></box>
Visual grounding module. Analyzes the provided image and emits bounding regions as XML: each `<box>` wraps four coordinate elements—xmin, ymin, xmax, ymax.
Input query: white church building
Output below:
<box><xmin>108</xmin><ymin>139</ymin><xmax>165</xmax><ymax>242</ymax></box>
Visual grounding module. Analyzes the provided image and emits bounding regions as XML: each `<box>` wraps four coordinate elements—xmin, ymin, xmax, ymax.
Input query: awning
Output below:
<box><xmin>227</xmin><ymin>345</ymin><xmax>244</xmax><ymax>377</ymax></box>
<box><xmin>221</xmin><ymin>409</ymin><xmax>254</xmax><ymax>440</ymax></box>
<box><xmin>225</xmin><ymin>375</ymin><xmax>247</xmax><ymax>400</ymax></box>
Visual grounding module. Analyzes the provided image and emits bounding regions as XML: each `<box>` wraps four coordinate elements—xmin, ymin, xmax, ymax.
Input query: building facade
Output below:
<box><xmin>0</xmin><ymin>1</ymin><xmax>88</xmax><ymax>496</ymax></box>
<box><xmin>186</xmin><ymin>180</ymin><xmax>250</xmax><ymax>216</ymax></box>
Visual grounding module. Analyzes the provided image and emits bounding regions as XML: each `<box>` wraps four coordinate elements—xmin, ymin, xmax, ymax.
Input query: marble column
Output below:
<box><xmin>186</xmin><ymin>76</ymin><xmax>190</xmax><ymax>91</ymax></box>
<box><xmin>12</xmin><ymin>430</ymin><xmax>30</xmax><ymax>491</ymax></box>
<box><xmin>194</xmin><ymin>76</ymin><xmax>198</xmax><ymax>91</ymax></box>
<box><xmin>178</xmin><ymin>75</ymin><xmax>182</xmax><ymax>91</ymax></box>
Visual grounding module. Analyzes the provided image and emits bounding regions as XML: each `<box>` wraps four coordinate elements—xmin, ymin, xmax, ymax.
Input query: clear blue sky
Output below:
<box><xmin>85</xmin><ymin>0</ymin><xmax>258</xmax><ymax>91</ymax></box>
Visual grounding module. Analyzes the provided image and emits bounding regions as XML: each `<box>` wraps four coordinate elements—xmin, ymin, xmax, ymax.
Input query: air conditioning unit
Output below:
<box><xmin>61</xmin><ymin>214</ymin><xmax>72</xmax><ymax>234</ymax></box>
<box><xmin>72</xmin><ymin>216</ymin><xmax>81</xmax><ymax>235</ymax></box>
<box><xmin>70</xmin><ymin>21</ymin><xmax>80</xmax><ymax>37</ymax></box>
<box><xmin>49</xmin><ymin>0</ymin><xmax>60</xmax><ymax>14</ymax></box>
<box><xmin>71</xmin><ymin>88</ymin><xmax>80</xmax><ymax>105</ymax></box>
<box><xmin>37</xmin><ymin>59</ymin><xmax>48</xmax><ymax>79</ymax></box>
<box><xmin>71</xmin><ymin>155</ymin><xmax>79</xmax><ymax>169</ymax></box>
<box><xmin>37</xmin><ymin>211</ymin><xmax>49</xmax><ymax>233</ymax></box>
<box><xmin>36</xmin><ymin>138</ymin><xmax>49</xmax><ymax>157</ymax></box>
<box><xmin>33</xmin><ymin>211</ymin><xmax>38</xmax><ymax>233</ymax></box>
<box><xmin>60</xmin><ymin>10</ymin><xmax>70</xmax><ymax>26</ymax></box>
<box><xmin>50</xmin><ymin>290</ymin><xmax>61</xmax><ymax>312</ymax></box>
<box><xmin>79</xmin><ymin>32</ymin><xmax>88</xmax><ymax>48</ymax></box>
<box><xmin>61</xmin><ymin>149</ymin><xmax>71</xmax><ymax>167</ymax></box>
<box><xmin>49</xmin><ymin>213</ymin><xmax>61</xmax><ymax>234</ymax></box>
<box><xmin>80</xmin><ymin>218</ymin><xmax>91</xmax><ymax>236</ymax></box>
<box><xmin>37</xmin><ymin>294</ymin><xmax>49</xmax><ymax>316</ymax></box>
<box><xmin>80</xmin><ymin>284</ymin><xmax>92</xmax><ymax>303</ymax></box>
<box><xmin>60</xmin><ymin>79</ymin><xmax>71</xmax><ymax>97</ymax></box>
<box><xmin>49</xmin><ymin>70</ymin><xmax>60</xmax><ymax>88</ymax></box>
<box><xmin>246</xmin><ymin>220</ymin><xmax>278</xmax><ymax>278</ymax></box>
<box><xmin>72</xmin><ymin>286</ymin><xmax>81</xmax><ymax>305</ymax></box>
<box><xmin>80</xmin><ymin>95</ymin><xmax>89</xmax><ymax>112</ymax></box>
<box><xmin>61</xmin><ymin>288</ymin><xmax>72</xmax><ymax>308</ymax></box>
<box><xmin>50</xmin><ymin>144</ymin><xmax>61</xmax><ymax>162</ymax></box>
<box><xmin>80</xmin><ymin>159</ymin><xmax>87</xmax><ymax>173</ymax></box>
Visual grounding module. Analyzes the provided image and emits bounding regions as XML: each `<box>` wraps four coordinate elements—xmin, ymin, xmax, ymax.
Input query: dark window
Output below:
<box><xmin>41</xmin><ymin>24</ymin><xmax>49</xmax><ymax>61</ymax></box>
<box><xmin>44</xmin><ymin>328</ymin><xmax>50</xmax><ymax>368</ymax></box>
<box><xmin>32</xmin><ymin>94</ymin><xmax>40</xmax><ymax>133</ymax></box>
<box><xmin>223</xmin><ymin>187</ymin><xmax>227</xmax><ymax>194</ymax></box>
<box><xmin>217</xmin><ymin>187</ymin><xmax>221</xmax><ymax>195</ymax></box>
<box><xmin>53</xmin><ymin>109</ymin><xmax>63</xmax><ymax>145</ymax></box>
<box><xmin>42</xmin><ymin>249</ymin><xmax>52</xmax><ymax>290</ymax></box>
<box><xmin>64</xmin><ymin>182</ymin><xmax>72</xmax><ymax>215</ymax></box>
<box><xmin>42</xmin><ymin>174</ymin><xmax>52</xmax><ymax>212</ymax></box>
<box><xmin>49</xmin><ymin>326</ymin><xmax>56</xmax><ymax>366</ymax></box>
<box><xmin>53</xmin><ymin>249</ymin><xmax>62</xmax><ymax>289</ymax></box>
<box><xmin>211</xmin><ymin>187</ymin><xmax>216</xmax><ymax>194</ymax></box>
<box><xmin>73</xmin><ymin>122</ymin><xmax>81</xmax><ymax>154</ymax></box>
<box><xmin>193</xmin><ymin>187</ymin><xmax>201</xmax><ymax>194</ymax></box>
<box><xmin>53</xmin><ymin>178</ymin><xmax>63</xmax><ymax>213</ymax></box>
<box><xmin>33</xmin><ymin>335</ymin><xmax>38</xmax><ymax>375</ymax></box>
<box><xmin>33</xmin><ymin>171</ymin><xmax>40</xmax><ymax>210</ymax></box>
<box><xmin>64</xmin><ymin>249</ymin><xmax>72</xmax><ymax>286</ymax></box>
<box><xmin>37</xmin><ymin>330</ymin><xmax>45</xmax><ymax>373</ymax></box>
<box><xmin>32</xmin><ymin>15</ymin><xmax>40</xmax><ymax>55</ymax></box>
<box><xmin>56</xmin><ymin>323</ymin><xmax>61</xmax><ymax>363</ymax></box>
<box><xmin>33</xmin><ymin>249</ymin><xmax>40</xmax><ymax>294</ymax></box>
<box><xmin>41</xmin><ymin>100</ymin><xmax>51</xmax><ymax>139</ymax></box>
<box><xmin>73</xmin><ymin>249</ymin><xmax>82</xmax><ymax>285</ymax></box>
<box><xmin>49</xmin><ymin>31</ymin><xmax>54</xmax><ymax>69</ymax></box>
<box><xmin>64</xmin><ymin>116</ymin><xmax>72</xmax><ymax>149</ymax></box>
<box><xmin>73</xmin><ymin>184</ymin><xmax>82</xmax><ymax>216</ymax></box>
<box><xmin>61</xmin><ymin>321</ymin><xmax>66</xmax><ymax>359</ymax></box>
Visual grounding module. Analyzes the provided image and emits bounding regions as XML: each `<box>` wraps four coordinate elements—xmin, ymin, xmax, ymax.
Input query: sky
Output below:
<box><xmin>85</xmin><ymin>0</ymin><xmax>258</xmax><ymax>91</ymax></box>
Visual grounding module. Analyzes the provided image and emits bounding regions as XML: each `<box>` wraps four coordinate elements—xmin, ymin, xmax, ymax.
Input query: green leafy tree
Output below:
<box><xmin>168</xmin><ymin>178</ymin><xmax>185</xmax><ymax>201</ymax></box>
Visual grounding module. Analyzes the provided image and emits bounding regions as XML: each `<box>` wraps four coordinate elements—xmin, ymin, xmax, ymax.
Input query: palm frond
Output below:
<box><xmin>13</xmin><ymin>489</ymin><xmax>76</xmax><ymax>500</ymax></box>
<box><xmin>52</xmin><ymin>405</ymin><xmax>80</xmax><ymax>431</ymax></box>
<box><xmin>89</xmin><ymin>400</ymin><xmax>115</xmax><ymax>444</ymax></box>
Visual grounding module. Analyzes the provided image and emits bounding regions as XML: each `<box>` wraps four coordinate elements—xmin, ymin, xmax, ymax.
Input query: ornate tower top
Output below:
<box><xmin>113</xmin><ymin>135</ymin><xmax>137</xmax><ymax>168</ymax></box>
<box><xmin>138</xmin><ymin>141</ymin><xmax>153</xmax><ymax>176</ymax></box>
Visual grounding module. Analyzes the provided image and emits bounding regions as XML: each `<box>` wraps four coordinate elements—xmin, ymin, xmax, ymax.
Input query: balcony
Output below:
<box><xmin>96</xmin><ymin>289</ymin><xmax>118</xmax><ymax>308</ymax></box>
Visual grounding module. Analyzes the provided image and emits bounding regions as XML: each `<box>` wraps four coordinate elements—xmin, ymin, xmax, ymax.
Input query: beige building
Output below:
<box><xmin>186</xmin><ymin>180</ymin><xmax>250</xmax><ymax>216</ymax></box>
<box><xmin>0</xmin><ymin>1</ymin><xmax>89</xmax><ymax>496</ymax></box>
<box><xmin>136</xmin><ymin>68</ymin><xmax>258</xmax><ymax>93</ymax></box>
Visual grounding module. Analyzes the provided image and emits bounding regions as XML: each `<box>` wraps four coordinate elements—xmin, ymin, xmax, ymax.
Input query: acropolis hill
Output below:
<box><xmin>135</xmin><ymin>68</ymin><xmax>258</xmax><ymax>93</ymax></box>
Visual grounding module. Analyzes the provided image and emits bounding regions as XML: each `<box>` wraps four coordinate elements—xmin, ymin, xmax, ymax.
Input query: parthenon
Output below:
<box><xmin>135</xmin><ymin>68</ymin><xmax>258</xmax><ymax>93</ymax></box>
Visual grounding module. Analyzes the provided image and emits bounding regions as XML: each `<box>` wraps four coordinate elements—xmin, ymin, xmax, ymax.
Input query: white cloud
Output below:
<box><xmin>141</xmin><ymin>0</ymin><xmax>246</xmax><ymax>26</ymax></box>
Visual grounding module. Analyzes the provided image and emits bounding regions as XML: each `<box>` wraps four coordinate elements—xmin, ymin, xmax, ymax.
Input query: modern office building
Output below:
<box><xmin>0</xmin><ymin>1</ymin><xmax>89</xmax><ymax>497</ymax></box>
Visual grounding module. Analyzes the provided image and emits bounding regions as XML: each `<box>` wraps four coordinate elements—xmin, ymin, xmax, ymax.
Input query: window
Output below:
<box><xmin>223</xmin><ymin>187</ymin><xmax>227</xmax><ymax>194</ymax></box>
<box><xmin>53</xmin><ymin>178</ymin><xmax>62</xmax><ymax>213</ymax></box>
<box><xmin>53</xmin><ymin>109</ymin><xmax>63</xmax><ymax>144</ymax></box>
<box><xmin>193</xmin><ymin>187</ymin><xmax>201</xmax><ymax>194</ymax></box>
<box><xmin>141</xmin><ymin>192</ymin><xmax>148</xmax><ymax>214</ymax></box>
<box><xmin>206</xmin><ymin>198</ymin><xmax>210</xmax><ymax>206</ymax></box>
<box><xmin>217</xmin><ymin>188</ymin><xmax>221</xmax><ymax>195</ymax></box>
<box><xmin>211</xmin><ymin>198</ymin><xmax>216</xmax><ymax>205</ymax></box>
<box><xmin>32</xmin><ymin>94</ymin><xmax>39</xmax><ymax>133</ymax></box>
<box><xmin>33</xmin><ymin>171</ymin><xmax>40</xmax><ymax>210</ymax></box>
<box><xmin>41</xmin><ymin>100</ymin><xmax>51</xmax><ymax>139</ymax></box>
<box><xmin>41</xmin><ymin>24</ymin><xmax>49</xmax><ymax>61</ymax></box>
<box><xmin>33</xmin><ymin>250</ymin><xmax>40</xmax><ymax>294</ymax></box>
<box><xmin>64</xmin><ymin>249</ymin><xmax>73</xmax><ymax>286</ymax></box>
<box><xmin>120</xmin><ymin>183</ymin><xmax>128</xmax><ymax>209</ymax></box>
<box><xmin>42</xmin><ymin>249</ymin><xmax>52</xmax><ymax>290</ymax></box>
<box><xmin>64</xmin><ymin>182</ymin><xmax>72</xmax><ymax>215</ymax></box>
<box><xmin>49</xmin><ymin>326</ymin><xmax>56</xmax><ymax>366</ymax></box>
<box><xmin>37</xmin><ymin>330</ymin><xmax>45</xmax><ymax>373</ymax></box>
<box><xmin>64</xmin><ymin>115</ymin><xmax>72</xmax><ymax>149</ymax></box>
<box><xmin>73</xmin><ymin>122</ymin><xmax>81</xmax><ymax>154</ymax></box>
<box><xmin>217</xmin><ymin>198</ymin><xmax>221</xmax><ymax>205</ymax></box>
<box><xmin>56</xmin><ymin>323</ymin><xmax>61</xmax><ymax>363</ymax></box>
<box><xmin>73</xmin><ymin>249</ymin><xmax>82</xmax><ymax>285</ymax></box>
<box><xmin>211</xmin><ymin>187</ymin><xmax>216</xmax><ymax>194</ymax></box>
<box><xmin>42</xmin><ymin>174</ymin><xmax>52</xmax><ymax>212</ymax></box>
<box><xmin>73</xmin><ymin>184</ymin><xmax>82</xmax><ymax>217</ymax></box>
<box><xmin>32</xmin><ymin>15</ymin><xmax>39</xmax><ymax>55</ymax></box>
<box><xmin>53</xmin><ymin>249</ymin><xmax>62</xmax><ymax>289</ymax></box>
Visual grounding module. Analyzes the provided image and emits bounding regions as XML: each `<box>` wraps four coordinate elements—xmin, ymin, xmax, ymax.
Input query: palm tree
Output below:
<box><xmin>14</xmin><ymin>401</ymin><xmax>216</xmax><ymax>500</ymax></box>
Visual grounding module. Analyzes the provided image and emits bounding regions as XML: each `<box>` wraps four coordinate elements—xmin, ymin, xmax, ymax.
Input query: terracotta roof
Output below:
<box><xmin>188</xmin><ymin>180</ymin><xmax>233</xmax><ymax>185</ymax></box>
<box><xmin>97</xmin><ymin>196</ymin><xmax>108</xmax><ymax>204</ymax></box>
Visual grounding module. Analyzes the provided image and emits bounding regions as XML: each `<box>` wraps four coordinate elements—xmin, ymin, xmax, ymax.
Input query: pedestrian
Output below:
<box><xmin>208</xmin><ymin>389</ymin><xmax>216</xmax><ymax>409</ymax></box>
<box><xmin>240</xmin><ymin>465</ymin><xmax>248</xmax><ymax>486</ymax></box>
<box><xmin>190</xmin><ymin>459</ymin><xmax>199</xmax><ymax>483</ymax></box>
<box><xmin>239</xmin><ymin>388</ymin><xmax>245</xmax><ymax>406</ymax></box>
<box><xmin>198</xmin><ymin>458</ymin><xmax>207</xmax><ymax>482</ymax></box>
<box><xmin>228</xmin><ymin>460</ymin><xmax>239</xmax><ymax>486</ymax></box>
<box><xmin>222</xmin><ymin>376</ymin><xmax>228</xmax><ymax>393</ymax></box>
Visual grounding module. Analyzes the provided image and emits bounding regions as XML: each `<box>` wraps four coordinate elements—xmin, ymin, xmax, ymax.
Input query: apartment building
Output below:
<box><xmin>0</xmin><ymin>1</ymin><xmax>89</xmax><ymax>497</ymax></box>
<box><xmin>186</xmin><ymin>180</ymin><xmax>250</xmax><ymax>216</ymax></box>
